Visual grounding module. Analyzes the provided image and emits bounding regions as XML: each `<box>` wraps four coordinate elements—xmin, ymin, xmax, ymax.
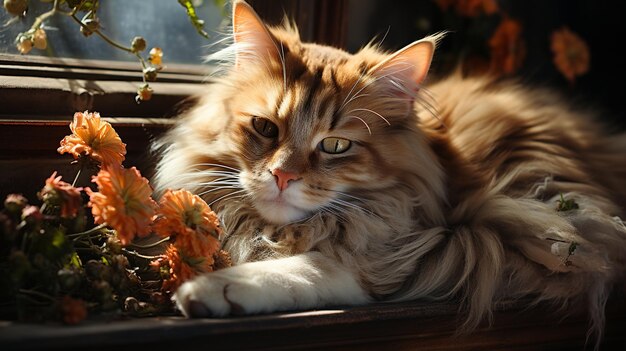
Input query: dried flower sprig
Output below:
<box><xmin>3</xmin><ymin>0</ymin><xmax>163</xmax><ymax>103</ymax></box>
<box><xmin>3</xmin><ymin>0</ymin><xmax>212</xmax><ymax>102</ymax></box>
<box><xmin>0</xmin><ymin>110</ymin><xmax>229</xmax><ymax>323</ymax></box>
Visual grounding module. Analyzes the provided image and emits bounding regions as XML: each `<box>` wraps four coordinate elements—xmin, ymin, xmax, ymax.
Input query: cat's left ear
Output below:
<box><xmin>371</xmin><ymin>35</ymin><xmax>439</xmax><ymax>97</ymax></box>
<box><xmin>232</xmin><ymin>0</ymin><xmax>280</xmax><ymax>67</ymax></box>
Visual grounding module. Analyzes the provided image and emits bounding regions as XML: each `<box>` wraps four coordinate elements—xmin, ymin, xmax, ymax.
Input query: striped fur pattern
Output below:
<box><xmin>153</xmin><ymin>1</ymin><xmax>626</xmax><ymax>345</ymax></box>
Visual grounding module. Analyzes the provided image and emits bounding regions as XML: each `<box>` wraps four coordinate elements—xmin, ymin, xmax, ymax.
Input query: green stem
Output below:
<box><xmin>130</xmin><ymin>236</ymin><xmax>170</xmax><ymax>249</ymax></box>
<box><xmin>67</xmin><ymin>223</ymin><xmax>107</xmax><ymax>238</ymax></box>
<box><xmin>68</xmin><ymin>13</ymin><xmax>133</xmax><ymax>53</ymax></box>
<box><xmin>122</xmin><ymin>248</ymin><xmax>161</xmax><ymax>260</ymax></box>
<box><xmin>68</xmin><ymin>12</ymin><xmax>148</xmax><ymax>83</ymax></box>
<box><xmin>29</xmin><ymin>0</ymin><xmax>61</xmax><ymax>32</ymax></box>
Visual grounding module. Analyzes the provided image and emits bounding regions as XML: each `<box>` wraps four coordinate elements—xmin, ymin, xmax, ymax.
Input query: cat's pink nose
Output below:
<box><xmin>271</xmin><ymin>168</ymin><xmax>301</xmax><ymax>191</ymax></box>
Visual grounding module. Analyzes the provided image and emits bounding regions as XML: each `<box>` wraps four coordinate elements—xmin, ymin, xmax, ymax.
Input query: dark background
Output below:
<box><xmin>344</xmin><ymin>0</ymin><xmax>625</xmax><ymax>129</ymax></box>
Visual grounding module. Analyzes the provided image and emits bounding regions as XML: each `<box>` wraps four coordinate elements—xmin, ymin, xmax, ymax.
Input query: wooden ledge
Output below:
<box><xmin>1</xmin><ymin>299</ymin><xmax>624</xmax><ymax>350</ymax></box>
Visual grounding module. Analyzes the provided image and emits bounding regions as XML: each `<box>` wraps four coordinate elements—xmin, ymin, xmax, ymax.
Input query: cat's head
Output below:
<box><xmin>158</xmin><ymin>1</ymin><xmax>444</xmax><ymax>225</ymax></box>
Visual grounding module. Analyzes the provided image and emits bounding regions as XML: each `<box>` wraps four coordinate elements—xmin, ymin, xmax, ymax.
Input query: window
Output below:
<box><xmin>0</xmin><ymin>0</ymin><xmax>224</xmax><ymax>63</ymax></box>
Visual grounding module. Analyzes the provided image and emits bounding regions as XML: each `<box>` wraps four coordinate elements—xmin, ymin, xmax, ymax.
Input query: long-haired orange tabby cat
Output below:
<box><xmin>154</xmin><ymin>0</ymin><xmax>626</xmax><ymax>342</ymax></box>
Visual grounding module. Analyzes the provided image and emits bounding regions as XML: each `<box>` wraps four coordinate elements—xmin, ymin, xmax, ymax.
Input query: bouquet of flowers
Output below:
<box><xmin>0</xmin><ymin>111</ymin><xmax>230</xmax><ymax>324</ymax></box>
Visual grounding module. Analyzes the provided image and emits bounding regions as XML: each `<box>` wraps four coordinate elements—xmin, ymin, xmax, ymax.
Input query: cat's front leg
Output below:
<box><xmin>173</xmin><ymin>251</ymin><xmax>370</xmax><ymax>317</ymax></box>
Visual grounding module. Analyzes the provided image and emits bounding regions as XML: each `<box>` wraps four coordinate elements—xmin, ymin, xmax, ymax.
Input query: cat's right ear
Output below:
<box><xmin>232</xmin><ymin>0</ymin><xmax>280</xmax><ymax>67</ymax></box>
<box><xmin>370</xmin><ymin>33</ymin><xmax>444</xmax><ymax>99</ymax></box>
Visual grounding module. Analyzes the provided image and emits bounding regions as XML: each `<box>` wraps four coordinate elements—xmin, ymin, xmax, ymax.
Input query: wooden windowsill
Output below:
<box><xmin>1</xmin><ymin>299</ymin><xmax>624</xmax><ymax>350</ymax></box>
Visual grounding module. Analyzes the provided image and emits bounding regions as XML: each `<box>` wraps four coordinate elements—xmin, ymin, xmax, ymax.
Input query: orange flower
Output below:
<box><xmin>489</xmin><ymin>17</ymin><xmax>526</xmax><ymax>76</ymax></box>
<box><xmin>58</xmin><ymin>111</ymin><xmax>126</xmax><ymax>168</ymax></box>
<box><xmin>152</xmin><ymin>244</ymin><xmax>213</xmax><ymax>292</ymax></box>
<box><xmin>86</xmin><ymin>166</ymin><xmax>156</xmax><ymax>245</ymax></box>
<box><xmin>39</xmin><ymin>172</ymin><xmax>83</xmax><ymax>218</ymax></box>
<box><xmin>148</xmin><ymin>47</ymin><xmax>163</xmax><ymax>66</ymax></box>
<box><xmin>551</xmin><ymin>27</ymin><xmax>590</xmax><ymax>84</ymax></box>
<box><xmin>153</xmin><ymin>189</ymin><xmax>221</xmax><ymax>259</ymax></box>
<box><xmin>60</xmin><ymin>296</ymin><xmax>87</xmax><ymax>325</ymax></box>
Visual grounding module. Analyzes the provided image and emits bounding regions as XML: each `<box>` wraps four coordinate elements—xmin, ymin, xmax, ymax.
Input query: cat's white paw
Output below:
<box><xmin>172</xmin><ymin>253</ymin><xmax>370</xmax><ymax>318</ymax></box>
<box><xmin>173</xmin><ymin>273</ymin><xmax>251</xmax><ymax>317</ymax></box>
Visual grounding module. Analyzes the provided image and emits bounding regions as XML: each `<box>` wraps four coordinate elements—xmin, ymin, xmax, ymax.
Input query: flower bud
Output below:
<box><xmin>4</xmin><ymin>194</ymin><xmax>28</xmax><ymax>215</ymax></box>
<box><xmin>105</xmin><ymin>236</ymin><xmax>122</xmax><ymax>254</ymax></box>
<box><xmin>131</xmin><ymin>36</ymin><xmax>146</xmax><ymax>53</ymax></box>
<box><xmin>33</xmin><ymin>28</ymin><xmax>47</xmax><ymax>50</ymax></box>
<box><xmin>135</xmin><ymin>84</ymin><xmax>153</xmax><ymax>103</ymax></box>
<box><xmin>80</xmin><ymin>18</ymin><xmax>100</xmax><ymax>37</ymax></box>
<box><xmin>143</xmin><ymin>67</ymin><xmax>158</xmax><ymax>82</ymax></box>
<box><xmin>21</xmin><ymin>205</ymin><xmax>42</xmax><ymax>225</ymax></box>
<box><xmin>3</xmin><ymin>0</ymin><xmax>27</xmax><ymax>17</ymax></box>
<box><xmin>16</xmin><ymin>36</ymin><xmax>33</xmax><ymax>55</ymax></box>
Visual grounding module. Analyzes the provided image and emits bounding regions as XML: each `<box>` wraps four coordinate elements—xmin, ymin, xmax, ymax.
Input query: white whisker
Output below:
<box><xmin>198</xmin><ymin>186</ymin><xmax>243</xmax><ymax>196</ymax></box>
<box><xmin>208</xmin><ymin>189</ymin><xmax>248</xmax><ymax>207</ymax></box>
<box><xmin>340</xmin><ymin>71</ymin><xmax>368</xmax><ymax>112</ymax></box>
<box><xmin>347</xmin><ymin>115</ymin><xmax>372</xmax><ymax>135</ymax></box>
<box><xmin>340</xmin><ymin>65</ymin><xmax>413</xmax><ymax>112</ymax></box>
<box><xmin>348</xmin><ymin>108</ymin><xmax>391</xmax><ymax>126</ymax></box>
<box><xmin>194</xmin><ymin>163</ymin><xmax>242</xmax><ymax>173</ymax></box>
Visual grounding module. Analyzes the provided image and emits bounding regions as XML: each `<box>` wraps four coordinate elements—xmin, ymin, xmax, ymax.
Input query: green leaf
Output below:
<box><xmin>68</xmin><ymin>252</ymin><xmax>82</xmax><ymax>268</ymax></box>
<box><xmin>556</xmin><ymin>193</ymin><xmax>579</xmax><ymax>212</ymax></box>
<box><xmin>178</xmin><ymin>0</ymin><xmax>210</xmax><ymax>39</ymax></box>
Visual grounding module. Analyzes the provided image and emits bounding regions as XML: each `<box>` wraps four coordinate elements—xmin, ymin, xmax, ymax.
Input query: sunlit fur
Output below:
<box><xmin>154</xmin><ymin>6</ymin><xmax>626</xmax><ymax>346</ymax></box>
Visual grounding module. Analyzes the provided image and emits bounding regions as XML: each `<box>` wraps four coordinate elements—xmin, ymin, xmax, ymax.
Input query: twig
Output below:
<box><xmin>130</xmin><ymin>236</ymin><xmax>171</xmax><ymax>249</ymax></box>
<box><xmin>67</xmin><ymin>223</ymin><xmax>107</xmax><ymax>238</ymax></box>
<box><xmin>122</xmin><ymin>248</ymin><xmax>161</xmax><ymax>260</ymax></box>
<box><xmin>28</xmin><ymin>0</ymin><xmax>61</xmax><ymax>32</ymax></box>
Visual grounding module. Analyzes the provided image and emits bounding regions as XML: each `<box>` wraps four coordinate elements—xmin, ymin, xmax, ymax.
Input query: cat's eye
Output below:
<box><xmin>319</xmin><ymin>137</ymin><xmax>352</xmax><ymax>154</ymax></box>
<box><xmin>252</xmin><ymin>117</ymin><xmax>278</xmax><ymax>138</ymax></box>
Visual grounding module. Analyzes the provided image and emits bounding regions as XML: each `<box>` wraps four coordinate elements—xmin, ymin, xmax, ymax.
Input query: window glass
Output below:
<box><xmin>0</xmin><ymin>0</ymin><xmax>226</xmax><ymax>64</ymax></box>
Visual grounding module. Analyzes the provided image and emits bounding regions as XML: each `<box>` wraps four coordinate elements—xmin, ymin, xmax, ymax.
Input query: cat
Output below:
<box><xmin>153</xmin><ymin>0</ymin><xmax>626</xmax><ymax>344</ymax></box>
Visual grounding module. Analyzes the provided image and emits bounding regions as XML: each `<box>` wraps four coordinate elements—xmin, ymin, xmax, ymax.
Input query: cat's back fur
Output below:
<box><xmin>154</xmin><ymin>1</ymin><xmax>626</xmax><ymax>346</ymax></box>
